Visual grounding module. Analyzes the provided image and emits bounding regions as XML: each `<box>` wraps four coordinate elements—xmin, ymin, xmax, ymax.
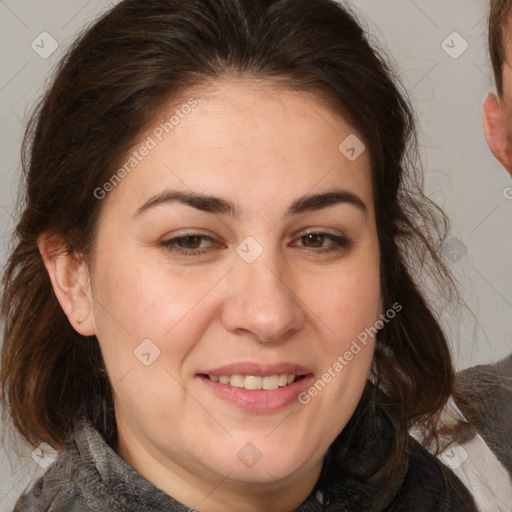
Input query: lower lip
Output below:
<box><xmin>198</xmin><ymin>375</ymin><xmax>314</xmax><ymax>413</ymax></box>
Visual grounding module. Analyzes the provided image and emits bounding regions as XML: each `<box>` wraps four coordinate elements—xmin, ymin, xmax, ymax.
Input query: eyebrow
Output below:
<box><xmin>134</xmin><ymin>189</ymin><xmax>367</xmax><ymax>218</ymax></box>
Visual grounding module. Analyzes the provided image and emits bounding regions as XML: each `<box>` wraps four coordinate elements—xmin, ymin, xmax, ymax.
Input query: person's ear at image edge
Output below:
<box><xmin>37</xmin><ymin>233</ymin><xmax>96</xmax><ymax>336</ymax></box>
<box><xmin>482</xmin><ymin>92</ymin><xmax>512</xmax><ymax>176</ymax></box>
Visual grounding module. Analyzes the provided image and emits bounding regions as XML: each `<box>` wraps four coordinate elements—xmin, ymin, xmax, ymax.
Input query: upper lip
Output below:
<box><xmin>199</xmin><ymin>362</ymin><xmax>313</xmax><ymax>377</ymax></box>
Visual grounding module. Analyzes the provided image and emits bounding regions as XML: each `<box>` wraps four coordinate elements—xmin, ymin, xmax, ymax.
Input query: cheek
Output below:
<box><xmin>90</xmin><ymin>248</ymin><xmax>216</xmax><ymax>379</ymax></box>
<box><xmin>308</xmin><ymin>258</ymin><xmax>381</xmax><ymax>351</ymax></box>
<box><xmin>296</xmin><ymin>266</ymin><xmax>380</xmax><ymax>445</ymax></box>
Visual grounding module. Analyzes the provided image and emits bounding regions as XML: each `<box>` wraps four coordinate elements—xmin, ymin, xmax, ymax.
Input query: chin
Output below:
<box><xmin>222</xmin><ymin>457</ymin><xmax>310</xmax><ymax>485</ymax></box>
<box><xmin>206</xmin><ymin>437</ymin><xmax>319</xmax><ymax>485</ymax></box>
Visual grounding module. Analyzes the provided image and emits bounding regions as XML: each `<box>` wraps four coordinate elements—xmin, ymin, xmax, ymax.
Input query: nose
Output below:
<box><xmin>220</xmin><ymin>249</ymin><xmax>305</xmax><ymax>343</ymax></box>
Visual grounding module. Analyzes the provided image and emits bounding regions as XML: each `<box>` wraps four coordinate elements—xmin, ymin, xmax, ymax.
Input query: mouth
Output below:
<box><xmin>200</xmin><ymin>373</ymin><xmax>306</xmax><ymax>390</ymax></box>
<box><xmin>197</xmin><ymin>363</ymin><xmax>314</xmax><ymax>412</ymax></box>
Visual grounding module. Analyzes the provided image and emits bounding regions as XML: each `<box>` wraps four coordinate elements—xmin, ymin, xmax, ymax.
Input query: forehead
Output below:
<box><xmin>100</xmin><ymin>78</ymin><xmax>375</xmax><ymax>221</ymax></box>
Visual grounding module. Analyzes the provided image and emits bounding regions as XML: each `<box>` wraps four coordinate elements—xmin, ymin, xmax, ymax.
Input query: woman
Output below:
<box><xmin>0</xmin><ymin>0</ymin><xmax>478</xmax><ymax>510</ymax></box>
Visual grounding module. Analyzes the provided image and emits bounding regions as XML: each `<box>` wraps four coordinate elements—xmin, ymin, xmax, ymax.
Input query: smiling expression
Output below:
<box><xmin>80</xmin><ymin>77</ymin><xmax>382</xmax><ymax>507</ymax></box>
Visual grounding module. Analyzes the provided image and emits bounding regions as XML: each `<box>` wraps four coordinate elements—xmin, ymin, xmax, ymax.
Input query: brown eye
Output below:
<box><xmin>295</xmin><ymin>232</ymin><xmax>351</xmax><ymax>253</ymax></box>
<box><xmin>177</xmin><ymin>236</ymin><xmax>203</xmax><ymax>249</ymax></box>
<box><xmin>160</xmin><ymin>234</ymin><xmax>217</xmax><ymax>256</ymax></box>
<box><xmin>301</xmin><ymin>233</ymin><xmax>326</xmax><ymax>248</ymax></box>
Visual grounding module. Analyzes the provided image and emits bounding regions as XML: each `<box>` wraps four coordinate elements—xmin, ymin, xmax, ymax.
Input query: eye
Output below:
<box><xmin>293</xmin><ymin>232</ymin><xmax>351</xmax><ymax>253</ymax></box>
<box><xmin>159</xmin><ymin>231</ymin><xmax>351</xmax><ymax>257</ymax></box>
<box><xmin>160</xmin><ymin>234</ymin><xmax>218</xmax><ymax>256</ymax></box>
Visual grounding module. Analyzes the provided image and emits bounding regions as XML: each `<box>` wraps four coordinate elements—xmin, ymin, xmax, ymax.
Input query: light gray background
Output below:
<box><xmin>0</xmin><ymin>0</ymin><xmax>511</xmax><ymax>510</ymax></box>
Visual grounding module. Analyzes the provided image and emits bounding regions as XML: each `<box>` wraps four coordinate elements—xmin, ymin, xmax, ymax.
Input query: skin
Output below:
<box><xmin>39</xmin><ymin>78</ymin><xmax>382</xmax><ymax>512</ymax></box>
<box><xmin>483</xmin><ymin>12</ymin><xmax>512</xmax><ymax>175</ymax></box>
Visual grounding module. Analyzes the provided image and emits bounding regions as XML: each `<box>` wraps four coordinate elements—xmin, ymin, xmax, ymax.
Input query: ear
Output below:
<box><xmin>483</xmin><ymin>93</ymin><xmax>512</xmax><ymax>175</ymax></box>
<box><xmin>37</xmin><ymin>233</ymin><xmax>96</xmax><ymax>336</ymax></box>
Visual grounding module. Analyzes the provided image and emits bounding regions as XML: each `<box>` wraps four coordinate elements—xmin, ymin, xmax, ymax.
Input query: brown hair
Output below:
<box><xmin>1</xmin><ymin>0</ymin><xmax>456</xmax><ymax>480</ymax></box>
<box><xmin>489</xmin><ymin>0</ymin><xmax>512</xmax><ymax>96</ymax></box>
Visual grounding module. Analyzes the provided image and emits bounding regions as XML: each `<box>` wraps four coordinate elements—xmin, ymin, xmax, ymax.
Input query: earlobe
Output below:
<box><xmin>482</xmin><ymin>93</ymin><xmax>512</xmax><ymax>174</ymax></box>
<box><xmin>37</xmin><ymin>233</ymin><xmax>96</xmax><ymax>336</ymax></box>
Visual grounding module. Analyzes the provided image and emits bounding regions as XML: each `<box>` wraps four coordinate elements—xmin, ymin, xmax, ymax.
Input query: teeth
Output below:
<box><xmin>278</xmin><ymin>374</ymin><xmax>288</xmax><ymax>387</ymax></box>
<box><xmin>230</xmin><ymin>374</ymin><xmax>245</xmax><ymax>388</ymax></box>
<box><xmin>208</xmin><ymin>373</ymin><xmax>297</xmax><ymax>390</ymax></box>
<box><xmin>245</xmin><ymin>376</ymin><xmax>262</xmax><ymax>390</ymax></box>
<box><xmin>262</xmin><ymin>375</ymin><xmax>278</xmax><ymax>390</ymax></box>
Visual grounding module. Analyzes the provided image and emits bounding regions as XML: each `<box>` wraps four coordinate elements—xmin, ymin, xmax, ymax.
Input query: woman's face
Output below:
<box><xmin>84</xmin><ymin>79</ymin><xmax>381</xmax><ymax>505</ymax></box>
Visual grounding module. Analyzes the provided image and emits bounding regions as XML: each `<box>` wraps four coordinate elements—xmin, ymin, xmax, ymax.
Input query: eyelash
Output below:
<box><xmin>159</xmin><ymin>231</ymin><xmax>351</xmax><ymax>257</ymax></box>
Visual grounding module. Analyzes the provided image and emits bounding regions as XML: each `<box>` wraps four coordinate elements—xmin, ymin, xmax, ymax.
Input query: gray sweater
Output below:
<box><xmin>454</xmin><ymin>352</ymin><xmax>512</xmax><ymax>477</ymax></box>
<box><xmin>12</xmin><ymin>397</ymin><xmax>477</xmax><ymax>511</ymax></box>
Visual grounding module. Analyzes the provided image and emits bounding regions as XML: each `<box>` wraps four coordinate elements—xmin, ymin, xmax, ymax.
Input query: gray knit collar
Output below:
<box><xmin>64</xmin><ymin>395</ymin><xmax>407</xmax><ymax>511</ymax></box>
